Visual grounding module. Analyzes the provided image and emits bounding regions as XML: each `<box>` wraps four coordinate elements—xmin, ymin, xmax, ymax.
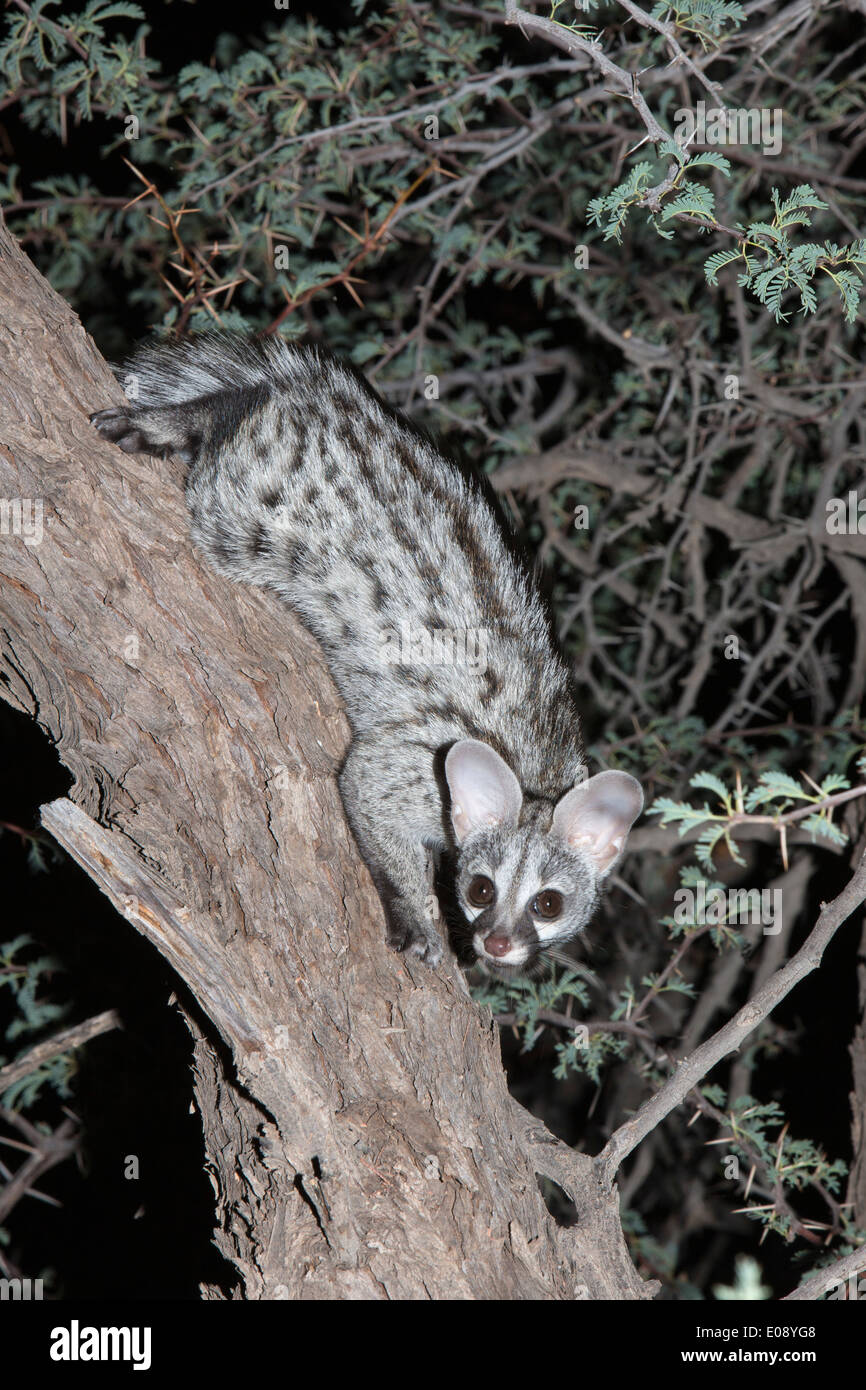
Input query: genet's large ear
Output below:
<box><xmin>552</xmin><ymin>770</ymin><xmax>643</xmax><ymax>875</ymax></box>
<box><xmin>444</xmin><ymin>740</ymin><xmax>523</xmax><ymax>845</ymax></box>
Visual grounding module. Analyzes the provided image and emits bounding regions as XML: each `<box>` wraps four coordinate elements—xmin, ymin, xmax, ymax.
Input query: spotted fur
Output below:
<box><xmin>91</xmin><ymin>334</ymin><xmax>643</xmax><ymax>974</ymax></box>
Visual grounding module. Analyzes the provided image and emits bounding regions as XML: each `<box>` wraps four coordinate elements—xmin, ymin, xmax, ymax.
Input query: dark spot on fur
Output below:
<box><xmin>211</xmin><ymin>535</ymin><xmax>235</xmax><ymax>567</ymax></box>
<box><xmin>416</xmin><ymin>560</ymin><xmax>439</xmax><ymax>585</ymax></box>
<box><xmin>248</xmin><ymin>522</ymin><xmax>269</xmax><ymax>557</ymax></box>
<box><xmin>370</xmin><ymin>574</ymin><xmax>388</xmax><ymax>610</ymax></box>
<box><xmin>479</xmin><ymin>668</ymin><xmax>503</xmax><ymax>702</ymax></box>
<box><xmin>356</xmin><ymin>453</ymin><xmax>378</xmax><ymax>490</ymax></box>
<box><xmin>393</xmin><ymin>437</ymin><xmax>421</xmax><ymax>478</ymax></box>
<box><xmin>390</xmin><ymin>515</ymin><xmax>415</xmax><ymax>550</ymax></box>
<box><xmin>335</xmin><ymin>416</ymin><xmax>363</xmax><ymax>455</ymax></box>
<box><xmin>204</xmin><ymin>383</ymin><xmax>272</xmax><ymax>454</ymax></box>
<box><xmin>287</xmin><ymin>538</ymin><xmax>310</xmax><ymax>574</ymax></box>
<box><xmin>288</xmin><ymin>416</ymin><xmax>310</xmax><ymax>474</ymax></box>
<box><xmin>428</xmin><ymin>701</ymin><xmax>499</xmax><ymax>747</ymax></box>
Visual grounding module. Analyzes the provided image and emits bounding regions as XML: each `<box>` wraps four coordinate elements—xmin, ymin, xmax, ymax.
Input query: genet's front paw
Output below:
<box><xmin>387</xmin><ymin>913</ymin><xmax>444</xmax><ymax>968</ymax></box>
<box><xmin>401</xmin><ymin>931</ymin><xmax>443</xmax><ymax>967</ymax></box>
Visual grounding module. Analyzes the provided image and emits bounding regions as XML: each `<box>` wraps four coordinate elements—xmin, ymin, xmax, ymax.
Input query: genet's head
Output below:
<box><xmin>445</xmin><ymin>740</ymin><xmax>643</xmax><ymax>977</ymax></box>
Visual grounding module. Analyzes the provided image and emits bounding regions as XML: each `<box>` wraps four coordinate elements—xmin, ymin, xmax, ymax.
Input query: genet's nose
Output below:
<box><xmin>484</xmin><ymin>933</ymin><xmax>512</xmax><ymax>958</ymax></box>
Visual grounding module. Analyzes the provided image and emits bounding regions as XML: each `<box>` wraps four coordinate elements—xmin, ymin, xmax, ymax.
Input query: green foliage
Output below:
<box><xmin>547</xmin><ymin>0</ymin><xmax>601</xmax><ymax>43</ymax></box>
<box><xmin>703</xmin><ymin>1091</ymin><xmax>848</xmax><ymax>1237</ymax></box>
<box><xmin>621</xmin><ymin>1208</ymin><xmax>704</xmax><ymax>1297</ymax></box>
<box><xmin>0</xmin><ymin>934</ymin><xmax>72</xmax><ymax>1107</ymax></box>
<box><xmin>660</xmin><ymin>867</ymin><xmax>742</xmax><ymax>948</ymax></box>
<box><xmin>553</xmin><ymin>1027</ymin><xmax>627</xmax><ymax>1083</ymax></box>
<box><xmin>472</xmin><ymin>968</ymin><xmax>589</xmax><ymax>1052</ymax></box>
<box><xmin>712</xmin><ymin>1254</ymin><xmax>771</xmax><ymax>1300</ymax></box>
<box><xmin>648</xmin><ymin>767</ymin><xmax>859</xmax><ymax>869</ymax></box>
<box><xmin>472</xmin><ymin>965</ymin><xmax>631</xmax><ymax>1082</ymax></box>
<box><xmin>704</xmin><ymin>186</ymin><xmax>866</xmax><ymax>322</ymax></box>
<box><xmin>1</xmin><ymin>934</ymin><xmax>66</xmax><ymax>1040</ymax></box>
<box><xmin>591</xmin><ymin>156</ymin><xmax>863</xmax><ymax>320</ymax></box>
<box><xmin>2</xmin><ymin>1052</ymin><xmax>75</xmax><ymax>1111</ymax></box>
<box><xmin>587</xmin><ymin>160</ymin><xmax>657</xmax><ymax>242</ymax></box>
<box><xmin>651</xmin><ymin>0</ymin><xmax>746</xmax><ymax>47</ymax></box>
<box><xmin>0</xmin><ymin>0</ymin><xmax>157</xmax><ymax>133</ymax></box>
<box><xmin>1</xmin><ymin>0</ymin><xmax>860</xmax><ymax>362</ymax></box>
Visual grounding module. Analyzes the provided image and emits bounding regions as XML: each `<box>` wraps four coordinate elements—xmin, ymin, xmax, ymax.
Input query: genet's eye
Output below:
<box><xmin>532</xmin><ymin>889</ymin><xmax>563</xmax><ymax>920</ymax></box>
<box><xmin>467</xmin><ymin>875</ymin><xmax>495</xmax><ymax>908</ymax></box>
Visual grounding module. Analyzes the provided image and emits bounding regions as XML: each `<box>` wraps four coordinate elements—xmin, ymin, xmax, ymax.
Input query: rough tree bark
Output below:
<box><xmin>0</xmin><ymin>220</ymin><xmax>652</xmax><ymax>1300</ymax></box>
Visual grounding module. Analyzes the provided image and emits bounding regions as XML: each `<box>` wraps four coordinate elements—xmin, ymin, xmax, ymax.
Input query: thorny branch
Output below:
<box><xmin>595</xmin><ymin>852</ymin><xmax>866</xmax><ymax>1189</ymax></box>
<box><xmin>0</xmin><ymin>1109</ymin><xmax>79</xmax><ymax>1226</ymax></box>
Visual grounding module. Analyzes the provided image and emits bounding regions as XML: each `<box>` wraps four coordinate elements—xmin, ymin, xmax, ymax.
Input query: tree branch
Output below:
<box><xmin>782</xmin><ymin>1242</ymin><xmax>866</xmax><ymax>1301</ymax></box>
<box><xmin>0</xmin><ymin>1008</ymin><xmax>121</xmax><ymax>1096</ymax></box>
<box><xmin>504</xmin><ymin>0</ymin><xmax>669</xmax><ymax>145</ymax></box>
<box><xmin>595</xmin><ymin>850</ymin><xmax>866</xmax><ymax>1189</ymax></box>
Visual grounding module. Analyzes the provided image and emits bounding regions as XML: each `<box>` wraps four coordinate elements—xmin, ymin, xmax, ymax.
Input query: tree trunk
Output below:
<box><xmin>0</xmin><ymin>218</ymin><xmax>651</xmax><ymax>1301</ymax></box>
